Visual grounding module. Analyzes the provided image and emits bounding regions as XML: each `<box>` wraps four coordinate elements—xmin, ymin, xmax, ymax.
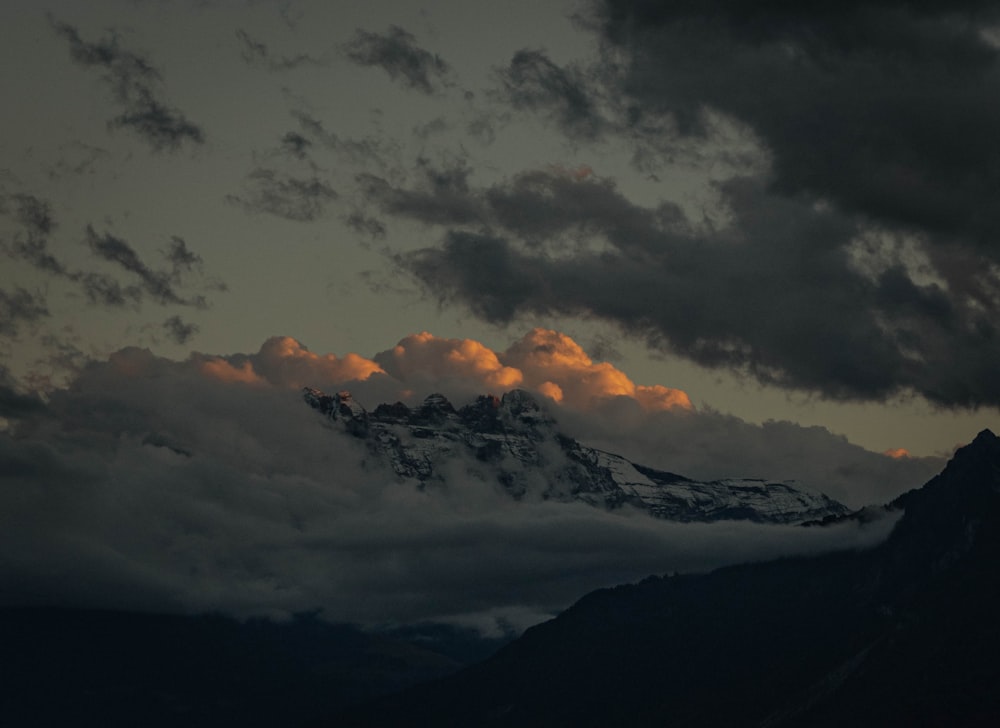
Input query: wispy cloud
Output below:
<box><xmin>227</xmin><ymin>168</ymin><xmax>337</xmax><ymax>222</ymax></box>
<box><xmin>162</xmin><ymin>315</ymin><xmax>199</xmax><ymax>345</ymax></box>
<box><xmin>234</xmin><ymin>28</ymin><xmax>325</xmax><ymax>71</ymax></box>
<box><xmin>48</xmin><ymin>16</ymin><xmax>204</xmax><ymax>152</ymax></box>
<box><xmin>342</xmin><ymin>25</ymin><xmax>451</xmax><ymax>94</ymax></box>
<box><xmin>494</xmin><ymin>49</ymin><xmax>609</xmax><ymax>140</ymax></box>
<box><xmin>1</xmin><ymin>190</ymin><xmax>221</xmax><ymax>341</ymax></box>
<box><xmin>0</xmin><ymin>287</ymin><xmax>48</xmax><ymax>337</ymax></box>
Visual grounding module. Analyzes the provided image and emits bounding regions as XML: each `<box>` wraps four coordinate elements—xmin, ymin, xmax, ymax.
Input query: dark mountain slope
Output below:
<box><xmin>341</xmin><ymin>430</ymin><xmax>1000</xmax><ymax>727</ymax></box>
<box><xmin>0</xmin><ymin>608</ymin><xmax>503</xmax><ymax>728</ymax></box>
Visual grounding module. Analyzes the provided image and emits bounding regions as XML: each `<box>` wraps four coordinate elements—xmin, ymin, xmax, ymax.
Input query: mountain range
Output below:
<box><xmin>303</xmin><ymin>387</ymin><xmax>849</xmax><ymax>525</ymax></box>
<box><xmin>340</xmin><ymin>429</ymin><xmax>1000</xmax><ymax>727</ymax></box>
<box><xmin>4</xmin><ymin>395</ymin><xmax>996</xmax><ymax>727</ymax></box>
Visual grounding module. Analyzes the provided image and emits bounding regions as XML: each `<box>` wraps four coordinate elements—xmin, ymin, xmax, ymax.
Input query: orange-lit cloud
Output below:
<box><xmin>199</xmin><ymin>358</ymin><xmax>263</xmax><ymax>385</ymax></box>
<box><xmin>501</xmin><ymin>328</ymin><xmax>692</xmax><ymax>412</ymax></box>
<box><xmin>188</xmin><ymin>329</ymin><xmax>690</xmax><ymax>412</ymax></box>
<box><xmin>883</xmin><ymin>447</ymin><xmax>911</xmax><ymax>460</ymax></box>
<box><xmin>194</xmin><ymin>336</ymin><xmax>383</xmax><ymax>388</ymax></box>
<box><xmin>375</xmin><ymin>331</ymin><xmax>523</xmax><ymax>391</ymax></box>
<box><xmin>250</xmin><ymin>336</ymin><xmax>383</xmax><ymax>388</ymax></box>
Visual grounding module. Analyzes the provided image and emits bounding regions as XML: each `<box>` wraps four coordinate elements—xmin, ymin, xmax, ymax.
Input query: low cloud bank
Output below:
<box><xmin>0</xmin><ymin>331</ymin><xmax>937</xmax><ymax>631</ymax></box>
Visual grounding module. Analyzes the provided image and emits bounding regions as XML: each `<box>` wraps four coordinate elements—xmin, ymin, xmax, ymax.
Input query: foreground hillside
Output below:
<box><xmin>0</xmin><ymin>609</ymin><xmax>506</xmax><ymax>727</ymax></box>
<box><xmin>342</xmin><ymin>430</ymin><xmax>1000</xmax><ymax>727</ymax></box>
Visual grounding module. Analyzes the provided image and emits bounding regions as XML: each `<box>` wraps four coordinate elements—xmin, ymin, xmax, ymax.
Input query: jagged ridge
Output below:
<box><xmin>303</xmin><ymin>387</ymin><xmax>848</xmax><ymax>525</ymax></box>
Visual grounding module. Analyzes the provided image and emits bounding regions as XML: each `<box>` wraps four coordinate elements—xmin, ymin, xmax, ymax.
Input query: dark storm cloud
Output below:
<box><xmin>378</xmin><ymin>164</ymin><xmax>1000</xmax><ymax>407</ymax></box>
<box><xmin>162</xmin><ymin>315</ymin><xmax>199</xmax><ymax>345</ymax></box>
<box><xmin>589</xmin><ymin>0</ymin><xmax>1000</xmax><ymax>245</ymax></box>
<box><xmin>342</xmin><ymin>25</ymin><xmax>450</xmax><ymax>94</ymax></box>
<box><xmin>0</xmin><ymin>287</ymin><xmax>48</xmax><ymax>337</ymax></box>
<box><xmin>234</xmin><ymin>28</ymin><xmax>324</xmax><ymax>71</ymax></box>
<box><xmin>354</xmin><ymin>2</ymin><xmax>1000</xmax><ymax>408</ymax></box>
<box><xmin>494</xmin><ymin>49</ymin><xmax>609</xmax><ymax>140</ymax></box>
<box><xmin>227</xmin><ymin>168</ymin><xmax>337</xmax><ymax>222</ymax></box>
<box><xmin>49</xmin><ymin>17</ymin><xmax>204</xmax><ymax>151</ymax></box>
<box><xmin>0</xmin><ymin>344</ymin><xmax>908</xmax><ymax>629</ymax></box>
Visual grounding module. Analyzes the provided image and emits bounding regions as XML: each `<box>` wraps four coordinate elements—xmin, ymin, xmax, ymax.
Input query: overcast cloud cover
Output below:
<box><xmin>0</xmin><ymin>0</ymin><xmax>995</xmax><ymax>630</ymax></box>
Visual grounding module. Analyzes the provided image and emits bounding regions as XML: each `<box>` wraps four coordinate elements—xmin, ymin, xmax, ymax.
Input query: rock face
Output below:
<box><xmin>341</xmin><ymin>430</ymin><xmax>1000</xmax><ymax>728</ymax></box>
<box><xmin>303</xmin><ymin>387</ymin><xmax>848</xmax><ymax>525</ymax></box>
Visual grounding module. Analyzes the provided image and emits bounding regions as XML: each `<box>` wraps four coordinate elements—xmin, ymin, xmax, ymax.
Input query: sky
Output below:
<box><xmin>2</xmin><ymin>0</ymin><xmax>999</xmax><ymax>630</ymax></box>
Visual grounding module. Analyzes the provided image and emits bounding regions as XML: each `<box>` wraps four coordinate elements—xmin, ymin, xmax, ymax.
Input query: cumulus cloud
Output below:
<box><xmin>501</xmin><ymin>328</ymin><xmax>691</xmax><ymax>411</ymax></box>
<box><xmin>0</xmin><ymin>335</ymin><xmax>916</xmax><ymax>630</ymax></box>
<box><xmin>342</xmin><ymin>25</ymin><xmax>451</xmax><ymax>94</ymax></box>
<box><xmin>218</xmin><ymin>336</ymin><xmax>384</xmax><ymax>388</ymax></box>
<box><xmin>48</xmin><ymin>16</ymin><xmax>204</xmax><ymax>152</ymax></box>
<box><xmin>374</xmin><ymin>331</ymin><xmax>524</xmax><ymax>397</ymax></box>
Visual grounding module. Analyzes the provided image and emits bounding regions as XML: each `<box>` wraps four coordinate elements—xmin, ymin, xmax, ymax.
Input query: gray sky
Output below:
<box><xmin>4</xmin><ymin>0</ymin><xmax>1000</xmax><ymax>629</ymax></box>
<box><xmin>3</xmin><ymin>0</ymin><xmax>997</xmax><ymax>456</ymax></box>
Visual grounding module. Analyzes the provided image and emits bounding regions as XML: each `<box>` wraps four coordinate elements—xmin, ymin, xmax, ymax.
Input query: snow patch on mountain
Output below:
<box><xmin>303</xmin><ymin>387</ymin><xmax>849</xmax><ymax>524</ymax></box>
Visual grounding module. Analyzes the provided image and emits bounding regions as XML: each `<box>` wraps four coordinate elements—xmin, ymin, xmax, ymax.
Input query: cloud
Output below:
<box><xmin>0</xmin><ymin>337</ymin><xmax>916</xmax><ymax>629</ymax></box>
<box><xmin>588</xmin><ymin>0</ymin><xmax>1000</xmax><ymax>243</ymax></box>
<box><xmin>0</xmin><ymin>287</ymin><xmax>48</xmax><ymax>337</ymax></box>
<box><xmin>342</xmin><ymin>25</ymin><xmax>451</xmax><ymax>94</ymax></box>
<box><xmin>374</xmin><ymin>332</ymin><xmax>523</xmax><ymax>393</ymax></box>
<box><xmin>0</xmin><ymin>192</ymin><xmax>69</xmax><ymax>277</ymax></box>
<box><xmin>0</xmin><ymin>365</ymin><xmax>47</xmax><ymax>421</ymax></box>
<box><xmin>227</xmin><ymin>168</ymin><xmax>337</xmax><ymax>222</ymax></box>
<box><xmin>290</xmin><ymin>110</ymin><xmax>401</xmax><ymax>172</ymax></box>
<box><xmin>362</xmin><ymin>159</ymin><xmax>1000</xmax><ymax>408</ymax></box>
<box><xmin>0</xmin><ymin>192</ymin><xmax>220</xmax><ymax>351</ymax></box>
<box><xmin>85</xmin><ymin>226</ymin><xmax>207</xmax><ymax>308</ymax></box>
<box><xmin>48</xmin><ymin>17</ymin><xmax>204</xmax><ymax>151</ymax></box>
<box><xmin>162</xmin><ymin>315</ymin><xmax>199</xmax><ymax>345</ymax></box>
<box><xmin>494</xmin><ymin>49</ymin><xmax>609</xmax><ymax>140</ymax></box>
<box><xmin>554</xmin><ymin>398</ymin><xmax>941</xmax><ymax>510</ymax></box>
<box><xmin>317</xmin><ymin>5</ymin><xmax>1000</xmax><ymax>410</ymax></box>
<box><xmin>501</xmin><ymin>328</ymin><xmax>691</xmax><ymax>411</ymax></box>
<box><xmin>234</xmin><ymin>28</ymin><xmax>324</xmax><ymax>71</ymax></box>
<box><xmin>360</xmin><ymin>157</ymin><xmax>484</xmax><ymax>226</ymax></box>
<box><xmin>198</xmin><ymin>336</ymin><xmax>384</xmax><ymax>389</ymax></box>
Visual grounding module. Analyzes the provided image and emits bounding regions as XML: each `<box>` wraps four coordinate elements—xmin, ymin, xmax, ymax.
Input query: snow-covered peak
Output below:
<box><xmin>302</xmin><ymin>386</ymin><xmax>850</xmax><ymax>524</ymax></box>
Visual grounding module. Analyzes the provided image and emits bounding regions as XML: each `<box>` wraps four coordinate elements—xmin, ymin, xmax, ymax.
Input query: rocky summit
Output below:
<box><xmin>303</xmin><ymin>387</ymin><xmax>849</xmax><ymax>525</ymax></box>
